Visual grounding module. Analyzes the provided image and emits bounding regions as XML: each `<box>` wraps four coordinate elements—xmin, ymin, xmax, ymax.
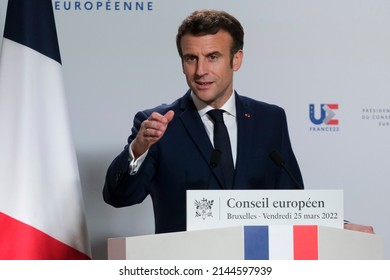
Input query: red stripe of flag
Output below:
<box><xmin>0</xmin><ymin>212</ymin><xmax>89</xmax><ymax>260</ymax></box>
<box><xmin>293</xmin><ymin>225</ymin><xmax>318</xmax><ymax>260</ymax></box>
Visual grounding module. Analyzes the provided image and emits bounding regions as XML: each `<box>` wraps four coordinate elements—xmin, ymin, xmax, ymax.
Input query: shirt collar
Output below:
<box><xmin>191</xmin><ymin>91</ymin><xmax>236</xmax><ymax>118</ymax></box>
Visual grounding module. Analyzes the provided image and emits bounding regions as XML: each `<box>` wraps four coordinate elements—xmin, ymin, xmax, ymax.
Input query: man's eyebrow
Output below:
<box><xmin>206</xmin><ymin>51</ymin><xmax>221</xmax><ymax>57</ymax></box>
<box><xmin>183</xmin><ymin>53</ymin><xmax>196</xmax><ymax>57</ymax></box>
<box><xmin>182</xmin><ymin>50</ymin><xmax>221</xmax><ymax>59</ymax></box>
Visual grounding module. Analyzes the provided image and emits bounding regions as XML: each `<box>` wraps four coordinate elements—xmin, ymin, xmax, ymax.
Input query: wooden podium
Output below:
<box><xmin>107</xmin><ymin>225</ymin><xmax>384</xmax><ymax>260</ymax></box>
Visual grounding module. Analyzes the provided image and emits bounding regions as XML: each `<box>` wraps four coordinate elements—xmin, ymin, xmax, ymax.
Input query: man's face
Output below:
<box><xmin>180</xmin><ymin>30</ymin><xmax>243</xmax><ymax>108</ymax></box>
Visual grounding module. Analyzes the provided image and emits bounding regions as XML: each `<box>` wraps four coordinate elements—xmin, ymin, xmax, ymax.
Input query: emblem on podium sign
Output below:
<box><xmin>194</xmin><ymin>198</ymin><xmax>214</xmax><ymax>220</ymax></box>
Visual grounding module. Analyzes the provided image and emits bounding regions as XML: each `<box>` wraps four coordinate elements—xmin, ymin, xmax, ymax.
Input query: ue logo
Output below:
<box><xmin>309</xmin><ymin>104</ymin><xmax>339</xmax><ymax>125</ymax></box>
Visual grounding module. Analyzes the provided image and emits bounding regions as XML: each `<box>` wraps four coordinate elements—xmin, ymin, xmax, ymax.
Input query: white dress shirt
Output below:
<box><xmin>191</xmin><ymin>91</ymin><xmax>237</xmax><ymax>167</ymax></box>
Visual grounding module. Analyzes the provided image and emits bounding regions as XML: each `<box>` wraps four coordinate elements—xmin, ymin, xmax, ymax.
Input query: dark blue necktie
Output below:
<box><xmin>207</xmin><ymin>109</ymin><xmax>234</xmax><ymax>189</ymax></box>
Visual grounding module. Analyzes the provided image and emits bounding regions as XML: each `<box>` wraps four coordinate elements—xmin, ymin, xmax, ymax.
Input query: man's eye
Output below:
<box><xmin>185</xmin><ymin>56</ymin><xmax>197</xmax><ymax>62</ymax></box>
<box><xmin>209</xmin><ymin>55</ymin><xmax>218</xmax><ymax>61</ymax></box>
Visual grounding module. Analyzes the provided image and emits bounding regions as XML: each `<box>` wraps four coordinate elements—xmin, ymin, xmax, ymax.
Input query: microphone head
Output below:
<box><xmin>269</xmin><ymin>150</ymin><xmax>285</xmax><ymax>167</ymax></box>
<box><xmin>210</xmin><ymin>149</ymin><xmax>222</xmax><ymax>168</ymax></box>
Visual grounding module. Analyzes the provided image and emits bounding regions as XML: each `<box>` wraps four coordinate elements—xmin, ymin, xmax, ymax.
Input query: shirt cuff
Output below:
<box><xmin>128</xmin><ymin>142</ymin><xmax>148</xmax><ymax>175</ymax></box>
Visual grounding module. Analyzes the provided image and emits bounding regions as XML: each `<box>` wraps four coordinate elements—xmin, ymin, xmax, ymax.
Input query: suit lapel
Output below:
<box><xmin>178</xmin><ymin>91</ymin><xmax>224</xmax><ymax>188</ymax></box>
<box><xmin>178</xmin><ymin>91</ymin><xmax>214</xmax><ymax>163</ymax></box>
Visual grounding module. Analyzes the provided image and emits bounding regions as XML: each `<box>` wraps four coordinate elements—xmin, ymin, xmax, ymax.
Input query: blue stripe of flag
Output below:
<box><xmin>244</xmin><ymin>226</ymin><xmax>269</xmax><ymax>260</ymax></box>
<box><xmin>3</xmin><ymin>0</ymin><xmax>62</xmax><ymax>64</ymax></box>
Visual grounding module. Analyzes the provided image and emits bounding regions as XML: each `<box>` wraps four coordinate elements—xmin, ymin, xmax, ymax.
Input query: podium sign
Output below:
<box><xmin>187</xmin><ymin>190</ymin><xmax>343</xmax><ymax>231</ymax></box>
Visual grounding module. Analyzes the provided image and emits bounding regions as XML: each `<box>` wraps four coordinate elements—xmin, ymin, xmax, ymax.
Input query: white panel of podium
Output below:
<box><xmin>107</xmin><ymin>225</ymin><xmax>384</xmax><ymax>260</ymax></box>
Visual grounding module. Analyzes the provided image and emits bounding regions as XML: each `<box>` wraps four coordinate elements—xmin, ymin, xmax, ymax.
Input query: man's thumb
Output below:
<box><xmin>164</xmin><ymin>110</ymin><xmax>175</xmax><ymax>123</ymax></box>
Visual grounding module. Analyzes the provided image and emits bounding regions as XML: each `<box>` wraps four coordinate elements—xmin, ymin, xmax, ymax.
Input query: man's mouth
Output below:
<box><xmin>196</xmin><ymin>81</ymin><xmax>213</xmax><ymax>86</ymax></box>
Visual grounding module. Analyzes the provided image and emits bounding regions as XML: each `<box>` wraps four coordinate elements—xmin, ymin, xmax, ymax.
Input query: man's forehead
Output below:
<box><xmin>180</xmin><ymin>31</ymin><xmax>233</xmax><ymax>52</ymax></box>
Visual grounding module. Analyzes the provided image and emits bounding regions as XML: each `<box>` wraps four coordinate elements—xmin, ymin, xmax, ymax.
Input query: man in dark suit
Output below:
<box><xmin>103</xmin><ymin>9</ymin><xmax>304</xmax><ymax>234</ymax></box>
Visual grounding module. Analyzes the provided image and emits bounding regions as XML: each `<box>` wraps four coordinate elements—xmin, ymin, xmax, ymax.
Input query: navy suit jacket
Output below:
<box><xmin>103</xmin><ymin>90</ymin><xmax>304</xmax><ymax>233</ymax></box>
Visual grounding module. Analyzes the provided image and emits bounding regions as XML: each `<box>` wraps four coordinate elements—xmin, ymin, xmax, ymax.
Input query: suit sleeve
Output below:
<box><xmin>102</xmin><ymin>111</ymin><xmax>154</xmax><ymax>207</ymax></box>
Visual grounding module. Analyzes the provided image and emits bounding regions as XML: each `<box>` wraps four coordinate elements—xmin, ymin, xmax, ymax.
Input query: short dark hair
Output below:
<box><xmin>176</xmin><ymin>10</ymin><xmax>244</xmax><ymax>60</ymax></box>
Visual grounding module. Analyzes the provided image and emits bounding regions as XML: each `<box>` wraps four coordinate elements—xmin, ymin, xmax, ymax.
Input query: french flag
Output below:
<box><xmin>0</xmin><ymin>0</ymin><xmax>91</xmax><ymax>259</ymax></box>
<box><xmin>244</xmin><ymin>225</ymin><xmax>319</xmax><ymax>260</ymax></box>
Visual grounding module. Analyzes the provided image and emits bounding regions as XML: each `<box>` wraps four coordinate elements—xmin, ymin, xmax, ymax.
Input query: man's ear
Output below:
<box><xmin>232</xmin><ymin>50</ymin><xmax>243</xmax><ymax>71</ymax></box>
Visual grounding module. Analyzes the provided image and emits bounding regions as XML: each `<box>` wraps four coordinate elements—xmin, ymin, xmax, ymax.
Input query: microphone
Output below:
<box><xmin>207</xmin><ymin>149</ymin><xmax>222</xmax><ymax>189</ymax></box>
<box><xmin>269</xmin><ymin>150</ymin><xmax>303</xmax><ymax>189</ymax></box>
